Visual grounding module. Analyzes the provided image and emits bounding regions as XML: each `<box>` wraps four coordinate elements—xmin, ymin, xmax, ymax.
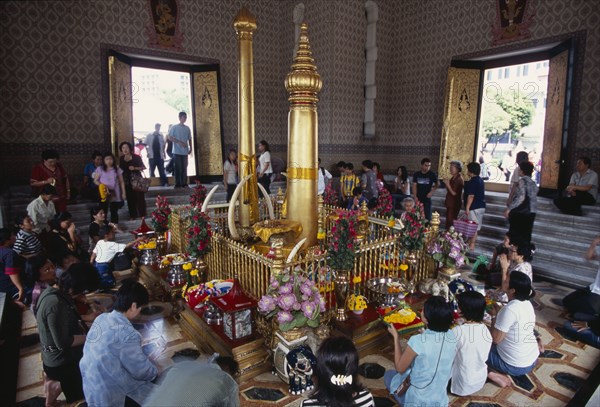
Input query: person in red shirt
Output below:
<box><xmin>30</xmin><ymin>149</ymin><xmax>70</xmax><ymax>212</ymax></box>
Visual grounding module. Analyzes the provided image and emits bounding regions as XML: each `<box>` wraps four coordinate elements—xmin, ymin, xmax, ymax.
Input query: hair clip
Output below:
<box><xmin>330</xmin><ymin>374</ymin><xmax>353</xmax><ymax>386</ymax></box>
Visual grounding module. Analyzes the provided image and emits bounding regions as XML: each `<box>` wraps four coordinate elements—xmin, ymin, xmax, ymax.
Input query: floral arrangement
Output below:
<box><xmin>348</xmin><ymin>293</ymin><xmax>367</xmax><ymax>312</ymax></box>
<box><xmin>323</xmin><ymin>182</ymin><xmax>339</xmax><ymax>206</ymax></box>
<box><xmin>398</xmin><ymin>203</ymin><xmax>429</xmax><ymax>251</ymax></box>
<box><xmin>185</xmin><ymin>208</ymin><xmax>212</xmax><ymax>258</ymax></box>
<box><xmin>428</xmin><ymin>226</ymin><xmax>469</xmax><ymax>269</ymax></box>
<box><xmin>258</xmin><ymin>270</ymin><xmax>326</xmax><ymax>331</ymax></box>
<box><xmin>383</xmin><ymin>308</ymin><xmax>417</xmax><ymax>325</ymax></box>
<box><xmin>150</xmin><ymin>195</ymin><xmax>171</xmax><ymax>233</ymax></box>
<box><xmin>189</xmin><ymin>184</ymin><xmax>208</xmax><ymax>207</ymax></box>
<box><xmin>327</xmin><ymin>210</ymin><xmax>359</xmax><ymax>271</ymax></box>
<box><xmin>375</xmin><ymin>188</ymin><xmax>394</xmax><ymax>218</ymax></box>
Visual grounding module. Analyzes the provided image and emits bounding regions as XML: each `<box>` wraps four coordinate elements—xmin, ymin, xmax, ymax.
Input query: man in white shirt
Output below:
<box><xmin>26</xmin><ymin>185</ymin><xmax>57</xmax><ymax>234</ymax></box>
<box><xmin>168</xmin><ymin>112</ymin><xmax>192</xmax><ymax>188</ymax></box>
<box><xmin>554</xmin><ymin>156</ymin><xmax>598</xmax><ymax>216</ymax></box>
<box><xmin>317</xmin><ymin>158</ymin><xmax>332</xmax><ymax>195</ymax></box>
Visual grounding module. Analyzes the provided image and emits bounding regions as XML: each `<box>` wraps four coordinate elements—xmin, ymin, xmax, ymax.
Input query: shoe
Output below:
<box><xmin>550</xmin><ymin>298</ymin><xmax>564</xmax><ymax>307</ymax></box>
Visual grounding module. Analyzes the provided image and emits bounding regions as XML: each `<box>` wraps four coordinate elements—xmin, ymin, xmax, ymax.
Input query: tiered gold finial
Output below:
<box><xmin>233</xmin><ymin>6</ymin><xmax>257</xmax><ymax>39</ymax></box>
<box><xmin>285</xmin><ymin>23</ymin><xmax>322</xmax><ymax>105</ymax></box>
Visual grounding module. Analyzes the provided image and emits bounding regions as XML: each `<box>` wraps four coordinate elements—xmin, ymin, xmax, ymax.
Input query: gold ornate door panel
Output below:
<box><xmin>193</xmin><ymin>70</ymin><xmax>223</xmax><ymax>177</ymax></box>
<box><xmin>108</xmin><ymin>55</ymin><xmax>133</xmax><ymax>154</ymax></box>
<box><xmin>541</xmin><ymin>50</ymin><xmax>568</xmax><ymax>189</ymax></box>
<box><xmin>438</xmin><ymin>67</ymin><xmax>481</xmax><ymax>181</ymax></box>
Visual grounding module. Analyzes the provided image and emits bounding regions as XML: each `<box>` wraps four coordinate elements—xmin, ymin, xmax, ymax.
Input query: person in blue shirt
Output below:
<box><xmin>412</xmin><ymin>157</ymin><xmax>439</xmax><ymax>220</ymax></box>
<box><xmin>82</xmin><ymin>151</ymin><xmax>103</xmax><ymax>200</ymax></box>
<box><xmin>347</xmin><ymin>187</ymin><xmax>369</xmax><ymax>211</ymax></box>
<box><xmin>384</xmin><ymin>296</ymin><xmax>457</xmax><ymax>406</ymax></box>
<box><xmin>80</xmin><ymin>279</ymin><xmax>157</xmax><ymax>406</ymax></box>
<box><xmin>464</xmin><ymin>162</ymin><xmax>486</xmax><ymax>253</ymax></box>
<box><xmin>168</xmin><ymin>112</ymin><xmax>192</xmax><ymax>188</ymax></box>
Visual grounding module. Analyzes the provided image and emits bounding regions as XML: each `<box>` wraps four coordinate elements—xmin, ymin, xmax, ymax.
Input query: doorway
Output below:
<box><xmin>131</xmin><ymin>66</ymin><xmax>196</xmax><ymax>178</ymax></box>
<box><xmin>477</xmin><ymin>60</ymin><xmax>548</xmax><ymax>187</ymax></box>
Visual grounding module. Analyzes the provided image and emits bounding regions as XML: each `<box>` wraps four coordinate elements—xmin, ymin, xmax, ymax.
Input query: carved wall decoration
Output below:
<box><xmin>491</xmin><ymin>0</ymin><xmax>535</xmax><ymax>46</ymax></box>
<box><xmin>193</xmin><ymin>70</ymin><xmax>224</xmax><ymax>177</ymax></box>
<box><xmin>146</xmin><ymin>0</ymin><xmax>184</xmax><ymax>51</ymax></box>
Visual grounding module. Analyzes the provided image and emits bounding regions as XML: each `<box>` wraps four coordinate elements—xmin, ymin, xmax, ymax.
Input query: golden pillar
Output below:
<box><xmin>284</xmin><ymin>23</ymin><xmax>322</xmax><ymax>248</ymax></box>
<box><xmin>233</xmin><ymin>7</ymin><xmax>259</xmax><ymax>228</ymax></box>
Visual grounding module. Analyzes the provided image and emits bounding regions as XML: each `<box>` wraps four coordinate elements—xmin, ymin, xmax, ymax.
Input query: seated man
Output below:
<box><xmin>144</xmin><ymin>355</ymin><xmax>239</xmax><ymax>407</ymax></box>
<box><xmin>554</xmin><ymin>156</ymin><xmax>598</xmax><ymax>216</ymax></box>
<box><xmin>27</xmin><ymin>185</ymin><xmax>57</xmax><ymax>235</ymax></box>
<box><xmin>80</xmin><ymin>279</ymin><xmax>157</xmax><ymax>406</ymax></box>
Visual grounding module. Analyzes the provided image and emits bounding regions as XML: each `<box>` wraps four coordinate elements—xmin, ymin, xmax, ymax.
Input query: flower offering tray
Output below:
<box><xmin>377</xmin><ymin>306</ymin><xmax>425</xmax><ymax>336</ymax></box>
<box><xmin>366</xmin><ymin>277</ymin><xmax>409</xmax><ymax>307</ymax></box>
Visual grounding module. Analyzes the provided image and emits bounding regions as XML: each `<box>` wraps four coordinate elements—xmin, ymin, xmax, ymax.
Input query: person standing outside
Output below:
<box><xmin>257</xmin><ymin>140</ymin><xmax>272</xmax><ymax>196</ymax></box>
<box><xmin>145</xmin><ymin>123</ymin><xmax>168</xmax><ymax>187</ymax></box>
<box><xmin>168</xmin><ymin>112</ymin><xmax>192</xmax><ymax>188</ymax></box>
<box><xmin>412</xmin><ymin>157</ymin><xmax>438</xmax><ymax>221</ymax></box>
<box><xmin>464</xmin><ymin>162</ymin><xmax>486</xmax><ymax>253</ymax></box>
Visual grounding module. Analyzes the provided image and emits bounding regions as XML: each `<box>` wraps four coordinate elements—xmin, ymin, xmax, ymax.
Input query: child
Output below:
<box><xmin>13</xmin><ymin>213</ymin><xmax>43</xmax><ymax>259</ymax></box>
<box><xmin>347</xmin><ymin>187</ymin><xmax>368</xmax><ymax>211</ymax></box>
<box><xmin>93</xmin><ymin>153</ymin><xmax>126</xmax><ymax>224</ymax></box>
<box><xmin>90</xmin><ymin>226</ymin><xmax>142</xmax><ymax>288</ymax></box>
<box><xmin>488</xmin><ymin>232</ymin><xmax>513</xmax><ymax>272</ymax></box>
<box><xmin>450</xmin><ymin>291</ymin><xmax>492</xmax><ymax>396</ymax></box>
<box><xmin>0</xmin><ymin>228</ymin><xmax>25</xmax><ymax>306</ymax></box>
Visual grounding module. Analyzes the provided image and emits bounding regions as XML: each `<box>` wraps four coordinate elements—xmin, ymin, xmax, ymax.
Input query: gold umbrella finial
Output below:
<box><xmin>285</xmin><ymin>22</ymin><xmax>322</xmax><ymax>105</ymax></box>
<box><xmin>233</xmin><ymin>6</ymin><xmax>257</xmax><ymax>38</ymax></box>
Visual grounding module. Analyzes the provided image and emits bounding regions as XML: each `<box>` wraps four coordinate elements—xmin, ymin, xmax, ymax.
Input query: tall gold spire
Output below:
<box><xmin>233</xmin><ymin>7</ymin><xmax>259</xmax><ymax>228</ymax></box>
<box><xmin>285</xmin><ymin>23</ymin><xmax>323</xmax><ymax>105</ymax></box>
<box><xmin>285</xmin><ymin>23</ymin><xmax>322</xmax><ymax>248</ymax></box>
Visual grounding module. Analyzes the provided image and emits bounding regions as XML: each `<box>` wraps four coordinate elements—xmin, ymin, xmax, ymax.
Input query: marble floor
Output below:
<box><xmin>15</xmin><ymin>273</ymin><xmax>600</xmax><ymax>406</ymax></box>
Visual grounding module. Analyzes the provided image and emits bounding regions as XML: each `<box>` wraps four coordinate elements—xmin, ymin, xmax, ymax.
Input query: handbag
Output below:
<box><xmin>131</xmin><ymin>172</ymin><xmax>151</xmax><ymax>193</ymax></box>
<box><xmin>453</xmin><ymin>214</ymin><xmax>478</xmax><ymax>238</ymax></box>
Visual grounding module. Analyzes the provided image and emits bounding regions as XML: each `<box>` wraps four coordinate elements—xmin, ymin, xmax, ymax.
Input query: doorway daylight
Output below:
<box><xmin>131</xmin><ymin>67</ymin><xmax>196</xmax><ymax>178</ymax></box>
<box><xmin>477</xmin><ymin>60</ymin><xmax>549</xmax><ymax>186</ymax></box>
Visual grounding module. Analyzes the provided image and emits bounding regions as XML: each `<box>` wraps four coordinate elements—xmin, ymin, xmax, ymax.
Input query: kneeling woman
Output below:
<box><xmin>488</xmin><ymin>271</ymin><xmax>539</xmax><ymax>387</ymax></box>
<box><xmin>384</xmin><ymin>296</ymin><xmax>457</xmax><ymax>406</ymax></box>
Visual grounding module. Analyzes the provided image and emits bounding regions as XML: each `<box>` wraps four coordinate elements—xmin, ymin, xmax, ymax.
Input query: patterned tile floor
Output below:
<box><xmin>15</xmin><ymin>273</ymin><xmax>600</xmax><ymax>406</ymax></box>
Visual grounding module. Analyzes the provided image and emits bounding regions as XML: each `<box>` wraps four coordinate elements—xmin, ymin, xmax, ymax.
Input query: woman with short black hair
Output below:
<box><xmin>384</xmin><ymin>296</ymin><xmax>457</xmax><ymax>405</ymax></box>
<box><xmin>505</xmin><ymin>160</ymin><xmax>538</xmax><ymax>244</ymax></box>
<box><xmin>45</xmin><ymin>212</ymin><xmax>84</xmax><ymax>264</ymax></box>
<box><xmin>301</xmin><ymin>336</ymin><xmax>374</xmax><ymax>407</ymax></box>
<box><xmin>119</xmin><ymin>141</ymin><xmax>147</xmax><ymax>220</ymax></box>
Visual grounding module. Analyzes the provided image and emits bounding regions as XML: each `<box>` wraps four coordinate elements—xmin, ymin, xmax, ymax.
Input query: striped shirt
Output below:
<box><xmin>301</xmin><ymin>390</ymin><xmax>375</xmax><ymax>407</ymax></box>
<box><xmin>13</xmin><ymin>229</ymin><xmax>43</xmax><ymax>256</ymax></box>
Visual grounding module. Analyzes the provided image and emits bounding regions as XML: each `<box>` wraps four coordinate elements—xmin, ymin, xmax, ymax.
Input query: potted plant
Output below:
<box><xmin>185</xmin><ymin>208</ymin><xmax>212</xmax><ymax>282</ymax></box>
<box><xmin>398</xmin><ymin>203</ymin><xmax>429</xmax><ymax>252</ymax></box>
<box><xmin>189</xmin><ymin>183</ymin><xmax>208</xmax><ymax>207</ymax></box>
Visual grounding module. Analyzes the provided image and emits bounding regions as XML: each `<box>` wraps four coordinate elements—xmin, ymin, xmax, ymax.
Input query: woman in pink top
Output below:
<box><xmin>93</xmin><ymin>153</ymin><xmax>126</xmax><ymax>224</ymax></box>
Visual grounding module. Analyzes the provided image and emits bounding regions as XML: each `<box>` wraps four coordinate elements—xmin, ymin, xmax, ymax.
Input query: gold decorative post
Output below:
<box><xmin>233</xmin><ymin>8</ymin><xmax>259</xmax><ymax>228</ymax></box>
<box><xmin>284</xmin><ymin>23</ymin><xmax>322</xmax><ymax>248</ymax></box>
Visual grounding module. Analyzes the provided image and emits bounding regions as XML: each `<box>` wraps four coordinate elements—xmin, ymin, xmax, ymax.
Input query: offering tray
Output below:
<box><xmin>367</xmin><ymin>277</ymin><xmax>409</xmax><ymax>307</ymax></box>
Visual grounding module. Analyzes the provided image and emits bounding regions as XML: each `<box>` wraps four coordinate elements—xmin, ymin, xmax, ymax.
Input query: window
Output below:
<box><xmin>487</xmin><ymin>71</ymin><xmax>493</xmax><ymax>81</ymax></box>
<box><xmin>504</xmin><ymin>67</ymin><xmax>510</xmax><ymax>78</ymax></box>
<box><xmin>523</xmin><ymin>65</ymin><xmax>529</xmax><ymax>75</ymax></box>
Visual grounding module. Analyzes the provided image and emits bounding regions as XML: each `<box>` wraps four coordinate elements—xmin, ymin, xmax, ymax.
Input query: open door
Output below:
<box><xmin>108</xmin><ymin>54</ymin><xmax>133</xmax><ymax>154</ymax></box>
<box><xmin>192</xmin><ymin>67</ymin><xmax>224</xmax><ymax>179</ymax></box>
<box><xmin>540</xmin><ymin>49</ymin><xmax>569</xmax><ymax>190</ymax></box>
<box><xmin>438</xmin><ymin>67</ymin><xmax>481</xmax><ymax>181</ymax></box>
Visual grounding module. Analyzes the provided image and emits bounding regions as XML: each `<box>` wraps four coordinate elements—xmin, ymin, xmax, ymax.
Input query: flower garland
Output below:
<box><xmin>150</xmin><ymin>195</ymin><xmax>171</xmax><ymax>233</ymax></box>
<box><xmin>185</xmin><ymin>208</ymin><xmax>212</xmax><ymax>258</ymax></box>
<box><xmin>427</xmin><ymin>226</ymin><xmax>469</xmax><ymax>268</ymax></box>
<box><xmin>189</xmin><ymin>184</ymin><xmax>208</xmax><ymax>207</ymax></box>
<box><xmin>375</xmin><ymin>188</ymin><xmax>394</xmax><ymax>218</ymax></box>
<box><xmin>323</xmin><ymin>182</ymin><xmax>339</xmax><ymax>206</ymax></box>
<box><xmin>328</xmin><ymin>209</ymin><xmax>359</xmax><ymax>271</ymax></box>
<box><xmin>258</xmin><ymin>270</ymin><xmax>326</xmax><ymax>331</ymax></box>
<box><xmin>398</xmin><ymin>203</ymin><xmax>429</xmax><ymax>251</ymax></box>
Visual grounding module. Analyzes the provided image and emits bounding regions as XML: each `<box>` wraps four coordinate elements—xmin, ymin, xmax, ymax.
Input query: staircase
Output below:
<box><xmin>431</xmin><ymin>188</ymin><xmax>600</xmax><ymax>289</ymax></box>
